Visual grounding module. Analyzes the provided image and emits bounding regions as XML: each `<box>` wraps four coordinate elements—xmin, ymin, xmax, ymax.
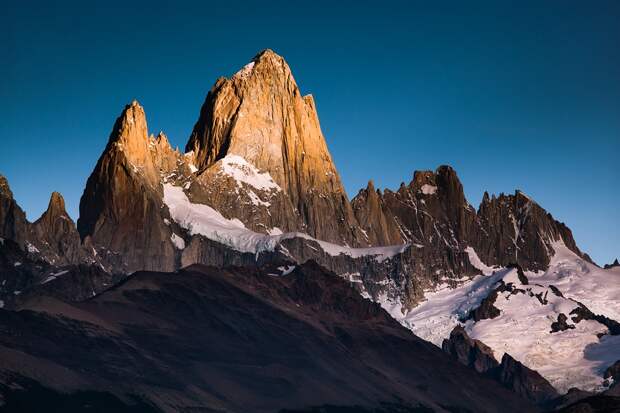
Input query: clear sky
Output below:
<box><xmin>1</xmin><ymin>1</ymin><xmax>618</xmax><ymax>264</ymax></box>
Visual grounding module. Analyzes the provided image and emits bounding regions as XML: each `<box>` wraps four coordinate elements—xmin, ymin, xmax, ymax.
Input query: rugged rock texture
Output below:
<box><xmin>0</xmin><ymin>175</ymin><xmax>30</xmax><ymax>248</ymax></box>
<box><xmin>0</xmin><ymin>237</ymin><xmax>119</xmax><ymax>309</ymax></box>
<box><xmin>475</xmin><ymin>190</ymin><xmax>590</xmax><ymax>271</ymax></box>
<box><xmin>442</xmin><ymin>326</ymin><xmax>558</xmax><ymax>406</ymax></box>
<box><xmin>551</xmin><ymin>313</ymin><xmax>576</xmax><ymax>333</ymax></box>
<box><xmin>496</xmin><ymin>353</ymin><xmax>559</xmax><ymax>405</ymax></box>
<box><xmin>0</xmin><ymin>175</ymin><xmax>84</xmax><ymax>266</ymax></box>
<box><xmin>605</xmin><ymin>259</ymin><xmax>620</xmax><ymax>269</ymax></box>
<box><xmin>32</xmin><ymin>192</ymin><xmax>82</xmax><ymax>265</ymax></box>
<box><xmin>351</xmin><ymin>167</ymin><xmax>590</xmax><ymax>274</ymax></box>
<box><xmin>351</xmin><ymin>180</ymin><xmax>404</xmax><ymax>246</ymax></box>
<box><xmin>441</xmin><ymin>325</ymin><xmax>499</xmax><ymax>373</ymax></box>
<box><xmin>186</xmin><ymin>49</ymin><xmax>366</xmax><ymax>246</ymax></box>
<box><xmin>77</xmin><ymin>101</ymin><xmax>190</xmax><ymax>274</ymax></box>
<box><xmin>0</xmin><ymin>261</ymin><xmax>538</xmax><ymax>413</ymax></box>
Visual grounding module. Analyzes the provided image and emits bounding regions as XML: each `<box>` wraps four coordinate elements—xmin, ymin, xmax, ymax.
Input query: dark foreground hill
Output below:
<box><xmin>0</xmin><ymin>261</ymin><xmax>536</xmax><ymax>413</ymax></box>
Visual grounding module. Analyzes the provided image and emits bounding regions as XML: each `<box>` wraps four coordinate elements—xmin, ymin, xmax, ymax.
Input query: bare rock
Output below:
<box><xmin>186</xmin><ymin>49</ymin><xmax>367</xmax><ymax>246</ymax></box>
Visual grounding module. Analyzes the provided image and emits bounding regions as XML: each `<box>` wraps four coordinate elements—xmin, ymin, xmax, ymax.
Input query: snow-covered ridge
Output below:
<box><xmin>528</xmin><ymin>240</ymin><xmax>620</xmax><ymax>321</ymax></box>
<box><xmin>163</xmin><ymin>183</ymin><xmax>408</xmax><ymax>262</ymax></box>
<box><xmin>383</xmin><ymin>245</ymin><xmax>620</xmax><ymax>393</ymax></box>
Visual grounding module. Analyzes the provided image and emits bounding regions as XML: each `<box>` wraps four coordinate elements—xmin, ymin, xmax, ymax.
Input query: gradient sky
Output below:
<box><xmin>1</xmin><ymin>1</ymin><xmax>618</xmax><ymax>264</ymax></box>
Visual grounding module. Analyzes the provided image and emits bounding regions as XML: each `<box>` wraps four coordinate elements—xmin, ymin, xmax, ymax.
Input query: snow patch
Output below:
<box><xmin>465</xmin><ymin>246</ymin><xmax>499</xmax><ymax>275</ymax></box>
<box><xmin>234</xmin><ymin>61</ymin><xmax>255</xmax><ymax>78</ymax></box>
<box><xmin>163</xmin><ymin>183</ymin><xmax>408</xmax><ymax>262</ymax></box>
<box><xmin>420</xmin><ymin>184</ymin><xmax>437</xmax><ymax>195</ymax></box>
<box><xmin>277</xmin><ymin>265</ymin><xmax>296</xmax><ymax>276</ymax></box>
<box><xmin>393</xmin><ymin>270</ymin><xmax>507</xmax><ymax>345</ymax></box>
<box><xmin>268</xmin><ymin>227</ymin><xmax>283</xmax><ymax>236</ymax></box>
<box><xmin>170</xmin><ymin>233</ymin><xmax>185</xmax><ymax>250</ymax></box>
<box><xmin>220</xmin><ymin>155</ymin><xmax>281</xmax><ymax>192</ymax></box>
<box><xmin>247</xmin><ymin>190</ymin><xmax>270</xmax><ymax>207</ymax></box>
<box><xmin>26</xmin><ymin>242</ymin><xmax>39</xmax><ymax>254</ymax></box>
<box><xmin>42</xmin><ymin>270</ymin><xmax>69</xmax><ymax>284</ymax></box>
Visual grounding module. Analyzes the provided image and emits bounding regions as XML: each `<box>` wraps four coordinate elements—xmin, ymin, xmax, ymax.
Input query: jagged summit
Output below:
<box><xmin>37</xmin><ymin>192</ymin><xmax>69</xmax><ymax>222</ymax></box>
<box><xmin>185</xmin><ymin>49</ymin><xmax>366</xmax><ymax>246</ymax></box>
<box><xmin>77</xmin><ymin>100</ymin><xmax>183</xmax><ymax>272</ymax></box>
<box><xmin>33</xmin><ymin>190</ymin><xmax>82</xmax><ymax>264</ymax></box>
<box><xmin>0</xmin><ymin>174</ymin><xmax>11</xmax><ymax>196</ymax></box>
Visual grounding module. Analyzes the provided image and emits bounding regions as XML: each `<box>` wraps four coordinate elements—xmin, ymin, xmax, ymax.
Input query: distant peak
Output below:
<box><xmin>252</xmin><ymin>48</ymin><xmax>281</xmax><ymax>62</ymax></box>
<box><xmin>514</xmin><ymin>189</ymin><xmax>532</xmax><ymax>202</ymax></box>
<box><xmin>49</xmin><ymin>191</ymin><xmax>66</xmax><ymax>210</ymax></box>
<box><xmin>0</xmin><ymin>174</ymin><xmax>13</xmax><ymax>199</ymax></box>
<box><xmin>232</xmin><ymin>49</ymin><xmax>289</xmax><ymax>81</ymax></box>
<box><xmin>367</xmin><ymin>179</ymin><xmax>375</xmax><ymax>192</ymax></box>
<box><xmin>104</xmin><ymin>100</ymin><xmax>151</xmax><ymax>160</ymax></box>
<box><xmin>36</xmin><ymin>191</ymin><xmax>70</xmax><ymax>224</ymax></box>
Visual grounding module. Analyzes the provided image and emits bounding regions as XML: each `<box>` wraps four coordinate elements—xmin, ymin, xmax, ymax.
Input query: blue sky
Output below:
<box><xmin>1</xmin><ymin>1</ymin><xmax>618</xmax><ymax>264</ymax></box>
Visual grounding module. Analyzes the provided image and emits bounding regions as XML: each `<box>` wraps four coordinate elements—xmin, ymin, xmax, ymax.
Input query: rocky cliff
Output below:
<box><xmin>351</xmin><ymin>165</ymin><xmax>590</xmax><ymax>273</ymax></box>
<box><xmin>77</xmin><ymin>101</ymin><xmax>191</xmax><ymax>274</ymax></box>
<box><xmin>0</xmin><ymin>175</ymin><xmax>84</xmax><ymax>266</ymax></box>
<box><xmin>186</xmin><ymin>49</ymin><xmax>366</xmax><ymax>246</ymax></box>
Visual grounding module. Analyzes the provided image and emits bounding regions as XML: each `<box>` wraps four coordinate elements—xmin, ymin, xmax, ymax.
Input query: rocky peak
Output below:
<box><xmin>45</xmin><ymin>192</ymin><xmax>68</xmax><ymax>219</ymax></box>
<box><xmin>410</xmin><ymin>170</ymin><xmax>436</xmax><ymax>191</ymax></box>
<box><xmin>78</xmin><ymin>101</ymin><xmax>180</xmax><ymax>273</ymax></box>
<box><xmin>436</xmin><ymin>165</ymin><xmax>466</xmax><ymax>203</ymax></box>
<box><xmin>110</xmin><ymin>101</ymin><xmax>148</xmax><ymax>154</ymax></box>
<box><xmin>33</xmin><ymin>191</ymin><xmax>82</xmax><ymax>265</ymax></box>
<box><xmin>186</xmin><ymin>49</ymin><xmax>341</xmax><ymax>193</ymax></box>
<box><xmin>351</xmin><ymin>180</ymin><xmax>403</xmax><ymax>245</ymax></box>
<box><xmin>103</xmin><ymin>100</ymin><xmax>160</xmax><ymax>185</ymax></box>
<box><xmin>0</xmin><ymin>175</ymin><xmax>14</xmax><ymax>199</ymax></box>
<box><xmin>35</xmin><ymin>192</ymin><xmax>71</xmax><ymax>228</ymax></box>
<box><xmin>474</xmin><ymin>188</ymin><xmax>592</xmax><ymax>271</ymax></box>
<box><xmin>497</xmin><ymin>353</ymin><xmax>559</xmax><ymax>404</ymax></box>
<box><xmin>442</xmin><ymin>326</ymin><xmax>499</xmax><ymax>374</ymax></box>
<box><xmin>0</xmin><ymin>174</ymin><xmax>29</xmax><ymax>246</ymax></box>
<box><xmin>186</xmin><ymin>49</ymin><xmax>366</xmax><ymax>245</ymax></box>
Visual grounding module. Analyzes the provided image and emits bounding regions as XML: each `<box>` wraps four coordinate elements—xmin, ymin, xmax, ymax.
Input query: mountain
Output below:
<box><xmin>186</xmin><ymin>49</ymin><xmax>366</xmax><ymax>247</ymax></box>
<box><xmin>397</xmin><ymin>245</ymin><xmax>620</xmax><ymax>393</ymax></box>
<box><xmin>77</xmin><ymin>101</ymin><xmax>189</xmax><ymax>274</ymax></box>
<box><xmin>0</xmin><ymin>175</ymin><xmax>87</xmax><ymax>266</ymax></box>
<box><xmin>0</xmin><ymin>262</ymin><xmax>537</xmax><ymax>413</ymax></box>
<box><xmin>0</xmin><ymin>48</ymin><xmax>618</xmax><ymax>402</ymax></box>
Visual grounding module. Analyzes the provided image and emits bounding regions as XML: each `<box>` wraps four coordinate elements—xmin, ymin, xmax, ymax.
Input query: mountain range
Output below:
<box><xmin>0</xmin><ymin>49</ymin><xmax>618</xmax><ymax>412</ymax></box>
